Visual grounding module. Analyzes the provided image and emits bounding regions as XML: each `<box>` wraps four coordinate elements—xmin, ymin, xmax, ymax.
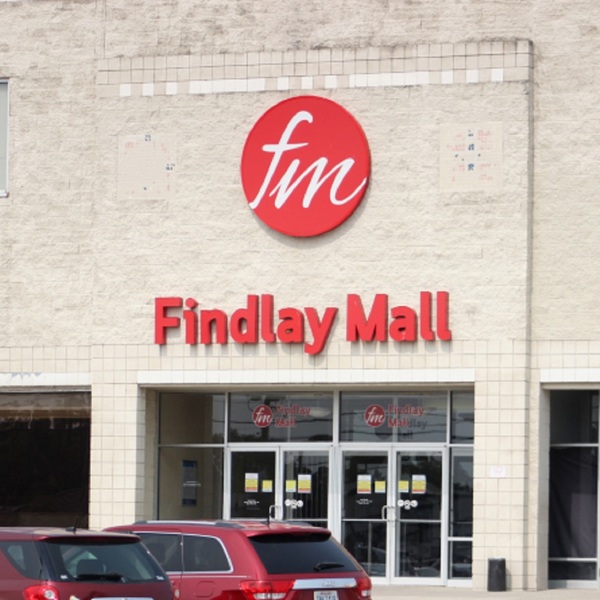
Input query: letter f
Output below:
<box><xmin>155</xmin><ymin>297</ymin><xmax>183</xmax><ymax>344</ymax></box>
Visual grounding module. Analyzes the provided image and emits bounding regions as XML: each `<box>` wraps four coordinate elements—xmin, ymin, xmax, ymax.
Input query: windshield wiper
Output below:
<box><xmin>314</xmin><ymin>562</ymin><xmax>344</xmax><ymax>572</ymax></box>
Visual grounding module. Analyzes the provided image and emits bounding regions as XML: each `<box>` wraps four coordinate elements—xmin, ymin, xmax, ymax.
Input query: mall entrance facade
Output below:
<box><xmin>155</xmin><ymin>389</ymin><xmax>474</xmax><ymax>586</ymax></box>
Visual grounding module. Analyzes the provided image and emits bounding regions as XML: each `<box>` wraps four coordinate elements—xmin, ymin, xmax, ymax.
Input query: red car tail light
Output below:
<box><xmin>355</xmin><ymin>576</ymin><xmax>372</xmax><ymax>599</ymax></box>
<box><xmin>239</xmin><ymin>579</ymin><xmax>295</xmax><ymax>600</ymax></box>
<box><xmin>22</xmin><ymin>585</ymin><xmax>60</xmax><ymax>600</ymax></box>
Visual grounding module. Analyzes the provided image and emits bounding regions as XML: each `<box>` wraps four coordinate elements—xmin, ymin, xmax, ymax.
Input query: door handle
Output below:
<box><xmin>268</xmin><ymin>504</ymin><xmax>282</xmax><ymax>520</ymax></box>
<box><xmin>381</xmin><ymin>505</ymin><xmax>395</xmax><ymax>521</ymax></box>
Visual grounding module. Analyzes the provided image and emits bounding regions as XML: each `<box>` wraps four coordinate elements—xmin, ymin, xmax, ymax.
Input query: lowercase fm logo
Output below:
<box><xmin>241</xmin><ymin>96</ymin><xmax>371</xmax><ymax>237</ymax></box>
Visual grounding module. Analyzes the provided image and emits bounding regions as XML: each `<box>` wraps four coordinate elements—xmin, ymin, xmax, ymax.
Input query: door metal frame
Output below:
<box><xmin>339</xmin><ymin>444</ymin><xmax>449</xmax><ymax>586</ymax></box>
<box><xmin>390</xmin><ymin>445</ymin><xmax>448</xmax><ymax>586</ymax></box>
<box><xmin>225</xmin><ymin>444</ymin><xmax>333</xmax><ymax>523</ymax></box>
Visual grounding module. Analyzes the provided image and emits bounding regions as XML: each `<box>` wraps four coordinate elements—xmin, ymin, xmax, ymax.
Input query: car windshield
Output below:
<box><xmin>248</xmin><ymin>532</ymin><xmax>359</xmax><ymax>575</ymax></box>
<box><xmin>42</xmin><ymin>537</ymin><xmax>167</xmax><ymax>583</ymax></box>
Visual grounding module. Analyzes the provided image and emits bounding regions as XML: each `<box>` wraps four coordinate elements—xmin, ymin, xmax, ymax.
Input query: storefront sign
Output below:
<box><xmin>364</xmin><ymin>402</ymin><xmax>427</xmax><ymax>429</ymax></box>
<box><xmin>252</xmin><ymin>402</ymin><xmax>312</xmax><ymax>429</ymax></box>
<box><xmin>241</xmin><ymin>96</ymin><xmax>370</xmax><ymax>237</ymax></box>
<box><xmin>155</xmin><ymin>291</ymin><xmax>451</xmax><ymax>355</ymax></box>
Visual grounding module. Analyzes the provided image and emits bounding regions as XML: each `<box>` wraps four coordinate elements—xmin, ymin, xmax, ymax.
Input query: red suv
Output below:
<box><xmin>106</xmin><ymin>520</ymin><xmax>372</xmax><ymax>600</ymax></box>
<box><xmin>0</xmin><ymin>526</ymin><xmax>174</xmax><ymax>600</ymax></box>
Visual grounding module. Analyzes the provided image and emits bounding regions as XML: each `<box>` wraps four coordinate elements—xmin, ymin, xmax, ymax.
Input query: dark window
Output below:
<box><xmin>0</xmin><ymin>541</ymin><xmax>43</xmax><ymax>578</ymax></box>
<box><xmin>183</xmin><ymin>535</ymin><xmax>231</xmax><ymax>572</ymax></box>
<box><xmin>42</xmin><ymin>538</ymin><xmax>166</xmax><ymax>583</ymax></box>
<box><xmin>549</xmin><ymin>390</ymin><xmax>599</xmax><ymax>581</ymax></box>
<box><xmin>450</xmin><ymin>449</ymin><xmax>473</xmax><ymax>537</ymax></box>
<box><xmin>0</xmin><ymin>392</ymin><xmax>90</xmax><ymax>527</ymax></box>
<box><xmin>248</xmin><ymin>533</ymin><xmax>358</xmax><ymax>574</ymax></box>
<box><xmin>550</xmin><ymin>390</ymin><xmax>598</xmax><ymax>444</ymax></box>
<box><xmin>549</xmin><ymin>447</ymin><xmax>597</xmax><ymax>559</ymax></box>
<box><xmin>137</xmin><ymin>532</ymin><xmax>182</xmax><ymax>572</ymax></box>
<box><xmin>450</xmin><ymin>391</ymin><xmax>474</xmax><ymax>443</ymax></box>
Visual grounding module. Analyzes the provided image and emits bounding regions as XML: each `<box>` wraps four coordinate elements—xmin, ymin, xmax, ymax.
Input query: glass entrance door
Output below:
<box><xmin>230</xmin><ymin>449</ymin><xmax>276</xmax><ymax>519</ymax></box>
<box><xmin>341</xmin><ymin>449</ymin><xmax>446</xmax><ymax>583</ymax></box>
<box><xmin>393</xmin><ymin>450</ymin><xmax>444</xmax><ymax>580</ymax></box>
<box><xmin>229</xmin><ymin>448</ymin><xmax>330</xmax><ymax>524</ymax></box>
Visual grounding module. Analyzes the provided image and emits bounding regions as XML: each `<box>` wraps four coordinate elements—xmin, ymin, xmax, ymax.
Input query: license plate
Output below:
<box><xmin>315</xmin><ymin>591</ymin><xmax>338</xmax><ymax>600</ymax></box>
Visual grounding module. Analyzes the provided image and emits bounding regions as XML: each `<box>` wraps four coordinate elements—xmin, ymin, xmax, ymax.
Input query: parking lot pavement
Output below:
<box><xmin>371</xmin><ymin>586</ymin><xmax>600</xmax><ymax>599</ymax></box>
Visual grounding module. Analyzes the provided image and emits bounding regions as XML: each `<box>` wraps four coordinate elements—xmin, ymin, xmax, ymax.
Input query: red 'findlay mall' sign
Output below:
<box><xmin>240</xmin><ymin>96</ymin><xmax>371</xmax><ymax>237</ymax></box>
<box><xmin>155</xmin><ymin>292</ymin><xmax>451</xmax><ymax>356</ymax></box>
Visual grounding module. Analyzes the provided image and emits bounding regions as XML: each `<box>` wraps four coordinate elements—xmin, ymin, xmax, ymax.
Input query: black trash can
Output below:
<box><xmin>487</xmin><ymin>557</ymin><xmax>506</xmax><ymax>591</ymax></box>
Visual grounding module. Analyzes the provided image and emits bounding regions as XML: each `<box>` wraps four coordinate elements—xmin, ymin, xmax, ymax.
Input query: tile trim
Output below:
<box><xmin>0</xmin><ymin>372</ymin><xmax>91</xmax><ymax>387</ymax></box>
<box><xmin>98</xmin><ymin>40</ymin><xmax>533</xmax><ymax>98</ymax></box>
<box><xmin>137</xmin><ymin>368</ymin><xmax>476</xmax><ymax>385</ymax></box>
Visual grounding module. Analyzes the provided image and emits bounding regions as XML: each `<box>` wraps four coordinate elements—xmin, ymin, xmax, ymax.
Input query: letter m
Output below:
<box><xmin>346</xmin><ymin>294</ymin><xmax>388</xmax><ymax>342</ymax></box>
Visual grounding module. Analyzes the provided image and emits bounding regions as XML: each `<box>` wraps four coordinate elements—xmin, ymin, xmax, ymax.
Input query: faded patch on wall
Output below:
<box><xmin>117</xmin><ymin>134</ymin><xmax>176</xmax><ymax>201</ymax></box>
<box><xmin>439</xmin><ymin>123</ymin><xmax>502</xmax><ymax>191</ymax></box>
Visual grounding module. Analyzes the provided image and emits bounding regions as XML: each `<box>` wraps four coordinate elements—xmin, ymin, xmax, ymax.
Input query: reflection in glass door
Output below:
<box><xmin>342</xmin><ymin>449</ymin><xmax>445</xmax><ymax>583</ymax></box>
<box><xmin>341</xmin><ymin>453</ymin><xmax>388</xmax><ymax>577</ymax></box>
<box><xmin>229</xmin><ymin>449</ymin><xmax>330</xmax><ymax>523</ymax></box>
<box><xmin>395</xmin><ymin>451</ymin><xmax>443</xmax><ymax>579</ymax></box>
<box><xmin>230</xmin><ymin>450</ymin><xmax>275</xmax><ymax>519</ymax></box>
<box><xmin>283</xmin><ymin>450</ymin><xmax>329</xmax><ymax>526</ymax></box>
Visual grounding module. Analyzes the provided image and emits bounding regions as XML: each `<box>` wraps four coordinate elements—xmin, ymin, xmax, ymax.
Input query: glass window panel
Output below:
<box><xmin>159</xmin><ymin>393</ymin><xmax>225</xmax><ymax>444</ymax></box>
<box><xmin>397</xmin><ymin>522</ymin><xmax>441</xmax><ymax>577</ymax></box>
<box><xmin>549</xmin><ymin>447</ymin><xmax>598</xmax><ymax>559</ymax></box>
<box><xmin>342</xmin><ymin>521</ymin><xmax>387</xmax><ymax>578</ymax></box>
<box><xmin>548</xmin><ymin>560</ymin><xmax>597</xmax><ymax>581</ymax></box>
<box><xmin>340</xmin><ymin>392</ymin><xmax>447</xmax><ymax>443</ymax></box>
<box><xmin>183</xmin><ymin>535</ymin><xmax>231</xmax><ymax>572</ymax></box>
<box><xmin>136</xmin><ymin>533</ymin><xmax>182</xmax><ymax>572</ymax></box>
<box><xmin>343</xmin><ymin>453</ymin><xmax>388</xmax><ymax>520</ymax></box>
<box><xmin>449</xmin><ymin>541</ymin><xmax>472</xmax><ymax>578</ymax></box>
<box><xmin>450</xmin><ymin>449</ymin><xmax>473</xmax><ymax>537</ymax></box>
<box><xmin>283</xmin><ymin>451</ymin><xmax>328</xmax><ymax>523</ymax></box>
<box><xmin>451</xmin><ymin>391</ymin><xmax>474</xmax><ymax>443</ymax></box>
<box><xmin>230</xmin><ymin>451</ymin><xmax>275</xmax><ymax>519</ymax></box>
<box><xmin>158</xmin><ymin>447</ymin><xmax>223</xmax><ymax>519</ymax></box>
<box><xmin>397</xmin><ymin>452</ymin><xmax>442</xmax><ymax>521</ymax></box>
<box><xmin>550</xmin><ymin>390</ymin><xmax>599</xmax><ymax>444</ymax></box>
<box><xmin>228</xmin><ymin>392</ymin><xmax>333</xmax><ymax>442</ymax></box>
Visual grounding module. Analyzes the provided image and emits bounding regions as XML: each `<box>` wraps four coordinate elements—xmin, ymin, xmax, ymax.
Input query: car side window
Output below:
<box><xmin>138</xmin><ymin>532</ymin><xmax>183</xmax><ymax>572</ymax></box>
<box><xmin>183</xmin><ymin>535</ymin><xmax>231</xmax><ymax>572</ymax></box>
<box><xmin>0</xmin><ymin>541</ymin><xmax>43</xmax><ymax>578</ymax></box>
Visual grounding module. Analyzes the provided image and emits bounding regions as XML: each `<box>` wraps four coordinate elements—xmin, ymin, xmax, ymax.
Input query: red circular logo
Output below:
<box><xmin>252</xmin><ymin>405</ymin><xmax>274</xmax><ymax>428</ymax></box>
<box><xmin>241</xmin><ymin>96</ymin><xmax>370</xmax><ymax>237</ymax></box>
<box><xmin>364</xmin><ymin>404</ymin><xmax>386</xmax><ymax>428</ymax></box>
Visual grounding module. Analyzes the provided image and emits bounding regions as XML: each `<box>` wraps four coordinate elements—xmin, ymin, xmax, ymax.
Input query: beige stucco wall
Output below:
<box><xmin>1</xmin><ymin>0</ymin><xmax>600</xmax><ymax>591</ymax></box>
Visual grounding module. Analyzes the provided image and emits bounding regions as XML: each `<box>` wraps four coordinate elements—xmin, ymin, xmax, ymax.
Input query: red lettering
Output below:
<box><xmin>389</xmin><ymin>306</ymin><xmax>417</xmax><ymax>342</ymax></box>
<box><xmin>420</xmin><ymin>291</ymin><xmax>435</xmax><ymax>341</ymax></box>
<box><xmin>231</xmin><ymin>295</ymin><xmax>258</xmax><ymax>343</ymax></box>
<box><xmin>155</xmin><ymin>297</ymin><xmax>182</xmax><ymax>344</ymax></box>
<box><xmin>436</xmin><ymin>291</ymin><xmax>452</xmax><ymax>341</ymax></box>
<box><xmin>261</xmin><ymin>294</ymin><xmax>276</xmax><ymax>343</ymax></box>
<box><xmin>200</xmin><ymin>309</ymin><xmax>228</xmax><ymax>344</ymax></box>
<box><xmin>183</xmin><ymin>297</ymin><xmax>198</xmax><ymax>344</ymax></box>
<box><xmin>304</xmin><ymin>306</ymin><xmax>338</xmax><ymax>355</ymax></box>
<box><xmin>277</xmin><ymin>308</ymin><xmax>304</xmax><ymax>343</ymax></box>
<box><xmin>346</xmin><ymin>294</ymin><xmax>388</xmax><ymax>342</ymax></box>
